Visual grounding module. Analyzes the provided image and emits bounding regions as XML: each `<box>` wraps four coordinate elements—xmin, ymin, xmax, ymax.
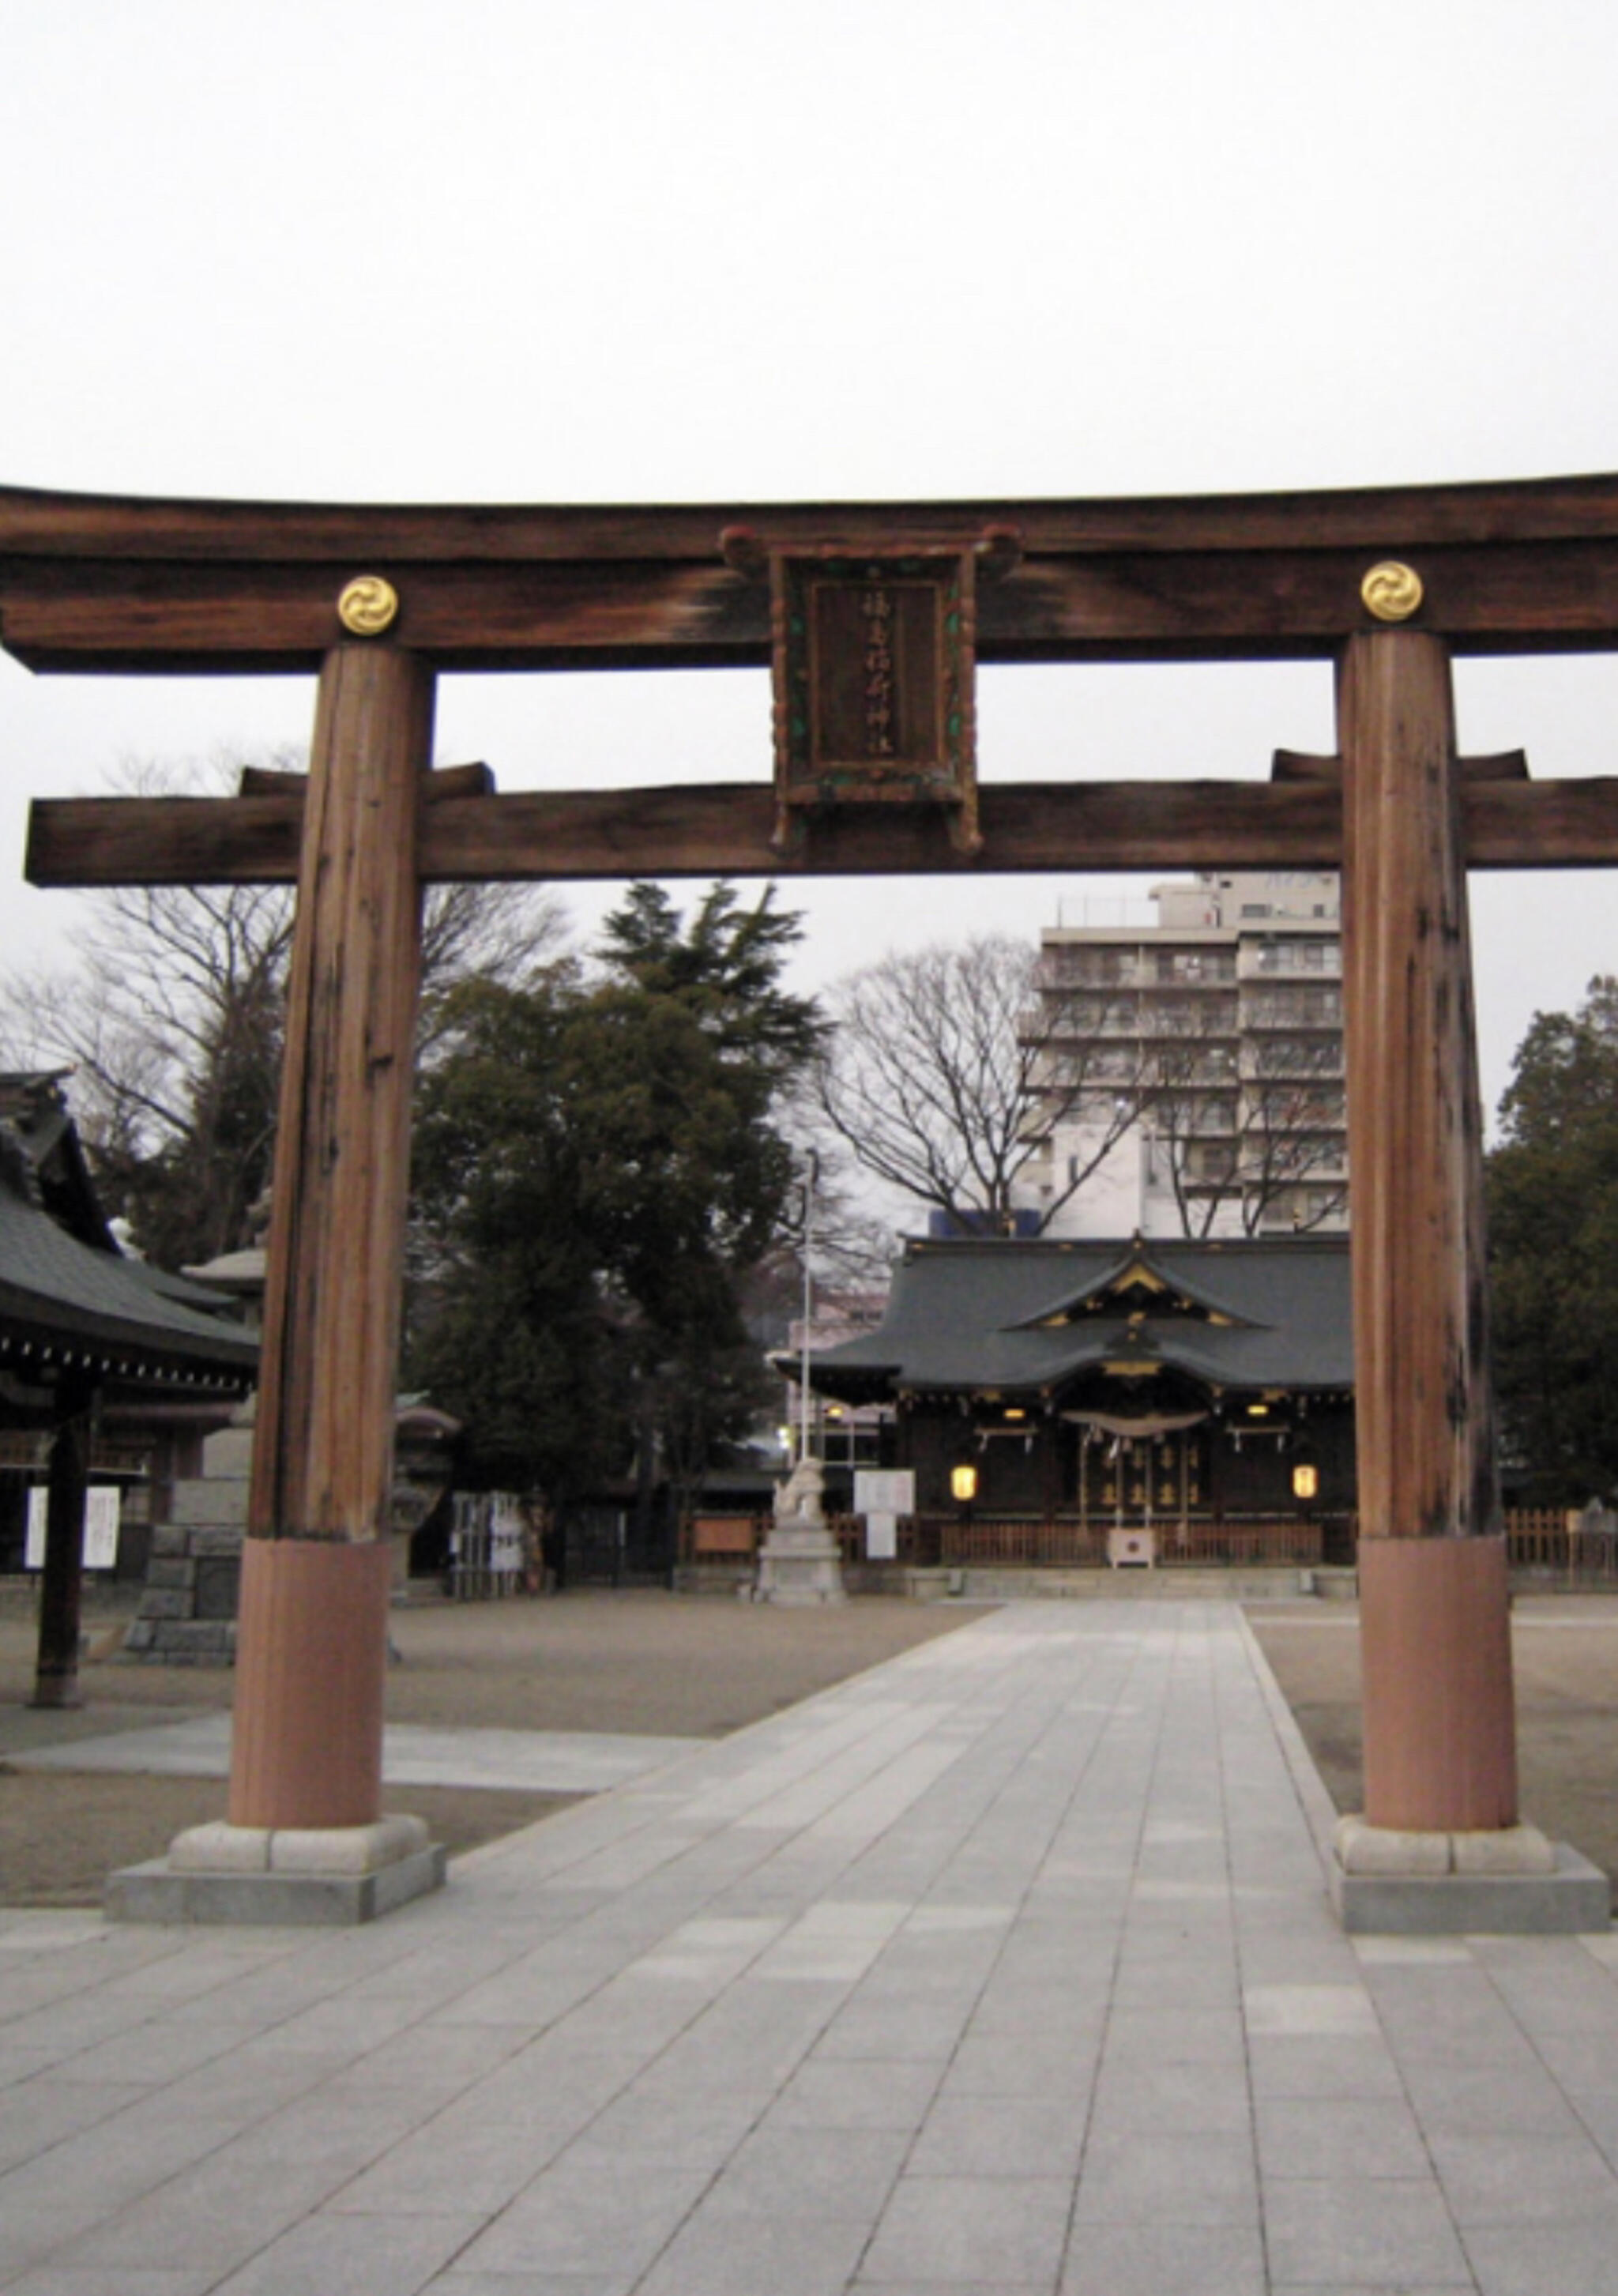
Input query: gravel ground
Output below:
<box><xmin>0</xmin><ymin>1588</ymin><xmax>976</xmax><ymax>1906</ymax></box>
<box><xmin>1248</xmin><ymin>1592</ymin><xmax>1618</xmax><ymax>1910</ymax></box>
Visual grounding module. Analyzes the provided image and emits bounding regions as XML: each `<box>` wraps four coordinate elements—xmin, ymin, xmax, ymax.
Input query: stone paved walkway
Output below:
<box><xmin>1</xmin><ymin>1601</ymin><xmax>1614</xmax><ymax>2294</ymax></box>
<box><xmin>9</xmin><ymin>1718</ymin><xmax>707</xmax><ymax>1794</ymax></box>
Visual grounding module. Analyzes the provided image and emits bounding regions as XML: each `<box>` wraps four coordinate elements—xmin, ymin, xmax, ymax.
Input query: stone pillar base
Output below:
<box><xmin>753</xmin><ymin>1527</ymin><xmax>846</xmax><ymax>1605</ymax></box>
<box><xmin>106</xmin><ymin>1812</ymin><xmax>445</xmax><ymax>1926</ymax></box>
<box><xmin>1330</xmin><ymin>1813</ymin><xmax>1608</xmax><ymax>1934</ymax></box>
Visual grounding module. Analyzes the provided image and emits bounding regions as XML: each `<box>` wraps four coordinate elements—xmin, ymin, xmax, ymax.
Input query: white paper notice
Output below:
<box><xmin>25</xmin><ymin>1485</ymin><xmax>122</xmax><ymax>1571</ymax></box>
<box><xmin>853</xmin><ymin>1470</ymin><xmax>915</xmax><ymax>1517</ymax></box>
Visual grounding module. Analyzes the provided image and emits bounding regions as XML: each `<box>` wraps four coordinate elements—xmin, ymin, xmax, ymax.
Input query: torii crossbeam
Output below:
<box><xmin>7</xmin><ymin>472</ymin><xmax>1617</xmax><ymax>1926</ymax></box>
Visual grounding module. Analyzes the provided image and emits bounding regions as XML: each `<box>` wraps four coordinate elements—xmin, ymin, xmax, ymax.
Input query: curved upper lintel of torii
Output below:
<box><xmin>13</xmin><ymin>471</ymin><xmax>1618</xmax><ymax>894</ymax></box>
<box><xmin>6</xmin><ymin>468</ymin><xmax>1618</xmax><ymax>675</ymax></box>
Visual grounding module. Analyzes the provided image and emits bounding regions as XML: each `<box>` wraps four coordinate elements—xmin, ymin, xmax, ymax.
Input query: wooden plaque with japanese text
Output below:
<box><xmin>771</xmin><ymin>548</ymin><xmax>980</xmax><ymax>850</ymax></box>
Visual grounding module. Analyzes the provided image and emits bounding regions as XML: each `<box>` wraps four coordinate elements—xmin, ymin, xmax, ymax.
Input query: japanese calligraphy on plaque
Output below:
<box><xmin>769</xmin><ymin>547</ymin><xmax>982</xmax><ymax>853</ymax></box>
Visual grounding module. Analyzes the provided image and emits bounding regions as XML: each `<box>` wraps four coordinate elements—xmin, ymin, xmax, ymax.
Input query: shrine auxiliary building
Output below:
<box><xmin>806</xmin><ymin>1234</ymin><xmax>1354</xmax><ymax>1571</ymax></box>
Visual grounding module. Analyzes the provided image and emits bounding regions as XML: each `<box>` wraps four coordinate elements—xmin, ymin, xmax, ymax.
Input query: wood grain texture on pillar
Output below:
<box><xmin>249</xmin><ymin>643</ymin><xmax>434</xmax><ymax>1545</ymax></box>
<box><xmin>1339</xmin><ymin>631</ymin><xmax>1518</xmax><ymax>1834</ymax></box>
<box><xmin>1338</xmin><ymin>630</ymin><xmax>1500</xmax><ymax>1544</ymax></box>
<box><xmin>228</xmin><ymin>1537</ymin><xmax>392</xmax><ymax>1830</ymax></box>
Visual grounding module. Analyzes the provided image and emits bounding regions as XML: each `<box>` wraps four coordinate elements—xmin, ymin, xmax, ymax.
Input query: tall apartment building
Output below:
<box><xmin>1016</xmin><ymin>871</ymin><xmax>1346</xmax><ymax>1240</ymax></box>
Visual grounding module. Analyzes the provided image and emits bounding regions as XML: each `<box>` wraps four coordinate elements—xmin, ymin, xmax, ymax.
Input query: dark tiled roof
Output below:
<box><xmin>0</xmin><ymin>1173</ymin><xmax>258</xmax><ymax>1386</ymax></box>
<box><xmin>808</xmin><ymin>1235</ymin><xmax>1353</xmax><ymax>1402</ymax></box>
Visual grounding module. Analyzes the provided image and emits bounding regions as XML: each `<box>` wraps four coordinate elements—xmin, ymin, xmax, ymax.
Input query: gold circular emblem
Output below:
<box><xmin>1360</xmin><ymin>560</ymin><xmax>1424</xmax><ymax>623</ymax></box>
<box><xmin>337</xmin><ymin>575</ymin><xmax>401</xmax><ymax>636</ymax></box>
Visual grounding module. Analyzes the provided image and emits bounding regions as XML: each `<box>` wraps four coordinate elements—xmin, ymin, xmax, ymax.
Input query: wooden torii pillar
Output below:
<box><xmin>230</xmin><ymin>643</ymin><xmax>433</xmax><ymax>1846</ymax></box>
<box><xmin>1338</xmin><ymin>632</ymin><xmax>1515</xmax><ymax>1830</ymax></box>
<box><xmin>9</xmin><ymin>476</ymin><xmax>1618</xmax><ymax>1925</ymax></box>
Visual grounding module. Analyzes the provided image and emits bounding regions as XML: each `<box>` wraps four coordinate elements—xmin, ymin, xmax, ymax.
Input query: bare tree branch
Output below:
<box><xmin>811</xmin><ymin>935</ymin><xmax>1146</xmax><ymax>1235</ymax></box>
<box><xmin>0</xmin><ymin>748</ymin><xmax>567</xmax><ymax>1266</ymax></box>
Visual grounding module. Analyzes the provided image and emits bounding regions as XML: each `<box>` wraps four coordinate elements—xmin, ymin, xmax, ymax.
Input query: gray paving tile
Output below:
<box><xmin>1074</xmin><ymin>2127</ymin><xmax>1259</xmax><ymax>2226</ymax></box>
<box><xmin>0</xmin><ymin>2079</ymin><xmax>150</xmax><ymax>2174</ymax></box>
<box><xmin>1465</xmin><ymin>2208</ymin><xmax>1618</xmax><ymax>2294</ymax></box>
<box><xmin>0</xmin><ymin>2272</ymin><xmax>222</xmax><ymax>2296</ymax></box>
<box><xmin>1255</xmin><ymin>2095</ymin><xmax>1431</xmax><ymax>2179</ymax></box>
<box><xmin>811</xmin><ymin>1998</ymin><xmax>969</xmax><ymax>2061</ymax></box>
<box><xmin>1263</xmin><ymin>2177</ymin><xmax>1474</xmax><ymax>2286</ymax></box>
<box><xmin>1247</xmin><ymin>2034</ymin><xmax>1409</xmax><ymax>2100</ymax></box>
<box><xmin>1424</xmin><ymin>2129</ymin><xmax>1618</xmax><ymax>2223</ymax></box>
<box><xmin>852</xmin><ymin>2283</ymin><xmax>1050</xmax><ymax>2296</ymax></box>
<box><xmin>52</xmin><ymin>2151</ymin><xmax>358</xmax><ymax>2275</ymax></box>
<box><xmin>432</xmin><ymin>2277</ymin><xmax>629</xmax><ymax>2296</ymax></box>
<box><xmin>205</xmin><ymin>2209</ymin><xmax>484</xmax><ymax>2294</ymax></box>
<box><xmin>561</xmin><ymin>2085</ymin><xmax>763</xmax><ymax>2170</ymax></box>
<box><xmin>940</xmin><ymin>2029</ymin><xmax>1101</xmax><ymax>2099</ymax></box>
<box><xmin>33</xmin><ymin>2016</ymin><xmax>268</xmax><ymax>2087</ymax></box>
<box><xmin>862</xmin><ymin>2173</ymin><xmax>1074</xmax><ymax>2286</ymax></box>
<box><xmin>638</xmin><ymin>2205</ymin><xmax>871</xmax><ymax>2296</ymax></box>
<box><xmin>1060</xmin><ymin>2218</ymin><xmax>1266</xmax><ymax>2294</ymax></box>
<box><xmin>1244</xmin><ymin>1982</ymin><xmax>1382</xmax><ymax>2038</ymax></box>
<box><xmin>767</xmin><ymin>2055</ymin><xmax>943</xmax><ymax>2132</ymax></box>
<box><xmin>1268</xmin><ymin>2283</ymin><xmax>1472</xmax><ymax>2294</ymax></box>
<box><xmin>1089</xmin><ymin>2053</ymin><xmax>1252</xmax><ymax>2134</ymax></box>
<box><xmin>451</xmin><ymin>2162</ymin><xmax>709</xmax><ymax>2279</ymax></box>
<box><xmin>966</xmin><ymin>1981</ymin><xmax>1111</xmax><ymax>2039</ymax></box>
<box><xmin>1097</xmin><ymin>2004</ymin><xmax>1247</xmax><ymax>2068</ymax></box>
<box><xmin>704</xmin><ymin>2122</ymin><xmax>909</xmax><ymax>2219</ymax></box>
<box><xmin>1111</xmin><ymin>1953</ymin><xmax>1240</xmax><ymax>2011</ymax></box>
<box><xmin>909</xmin><ymin>2091</ymin><xmax>1088</xmax><ymax>2177</ymax></box>
<box><xmin>1568</xmin><ymin>2093</ymin><xmax>1618</xmax><ymax>2168</ymax></box>
<box><xmin>1518</xmin><ymin>2023</ymin><xmax>1618</xmax><ymax>2096</ymax></box>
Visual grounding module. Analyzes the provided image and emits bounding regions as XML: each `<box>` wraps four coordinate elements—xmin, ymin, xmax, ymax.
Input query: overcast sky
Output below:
<box><xmin>4</xmin><ymin>0</ymin><xmax>1616</xmax><ymax>1124</ymax></box>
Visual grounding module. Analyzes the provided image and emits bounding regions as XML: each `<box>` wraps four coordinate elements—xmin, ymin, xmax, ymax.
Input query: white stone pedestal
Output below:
<box><xmin>106</xmin><ymin>1814</ymin><xmax>446</xmax><ymax>1925</ymax></box>
<box><xmin>1330</xmin><ymin>1813</ymin><xmax>1608</xmax><ymax>1934</ymax></box>
<box><xmin>754</xmin><ymin>1457</ymin><xmax>846</xmax><ymax>1607</ymax></box>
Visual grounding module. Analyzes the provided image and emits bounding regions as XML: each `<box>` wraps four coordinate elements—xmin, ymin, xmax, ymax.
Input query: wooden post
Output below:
<box><xmin>228</xmin><ymin>643</ymin><xmax>434</xmax><ymax>1832</ymax></box>
<box><xmin>1338</xmin><ymin>630</ymin><xmax>1518</xmax><ymax>1833</ymax></box>
<box><xmin>29</xmin><ymin>1377</ymin><xmax>96</xmax><ymax>1710</ymax></box>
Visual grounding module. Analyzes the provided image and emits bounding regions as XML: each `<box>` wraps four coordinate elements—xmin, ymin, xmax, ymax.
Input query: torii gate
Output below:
<box><xmin>6</xmin><ymin>474</ymin><xmax>1618</xmax><ymax>1924</ymax></box>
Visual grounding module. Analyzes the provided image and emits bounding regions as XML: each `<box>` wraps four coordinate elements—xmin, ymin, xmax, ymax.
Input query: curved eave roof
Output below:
<box><xmin>0</xmin><ymin>1185</ymin><xmax>258</xmax><ymax>1387</ymax></box>
<box><xmin>807</xmin><ymin>1237</ymin><xmax>1353</xmax><ymax>1402</ymax></box>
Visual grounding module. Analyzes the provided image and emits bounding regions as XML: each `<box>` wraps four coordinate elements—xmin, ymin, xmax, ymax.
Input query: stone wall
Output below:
<box><xmin>120</xmin><ymin>1473</ymin><xmax>246</xmax><ymax>1665</ymax></box>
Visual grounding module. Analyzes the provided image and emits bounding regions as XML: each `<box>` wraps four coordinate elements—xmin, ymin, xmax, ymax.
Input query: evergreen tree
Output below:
<box><xmin>408</xmin><ymin>885</ymin><xmax>820</xmax><ymax>1513</ymax></box>
<box><xmin>1487</xmin><ymin>977</ymin><xmax>1618</xmax><ymax>1503</ymax></box>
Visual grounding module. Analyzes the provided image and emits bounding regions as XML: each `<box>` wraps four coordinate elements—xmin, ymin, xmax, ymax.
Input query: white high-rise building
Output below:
<box><xmin>1017</xmin><ymin>871</ymin><xmax>1346</xmax><ymax>1239</ymax></box>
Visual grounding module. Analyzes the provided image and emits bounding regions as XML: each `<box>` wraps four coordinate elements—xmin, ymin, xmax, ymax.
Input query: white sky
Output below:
<box><xmin>3</xmin><ymin>0</ymin><xmax>1617</xmax><ymax>1124</ymax></box>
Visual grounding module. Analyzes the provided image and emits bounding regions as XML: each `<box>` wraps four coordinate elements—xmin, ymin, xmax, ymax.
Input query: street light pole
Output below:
<box><xmin>799</xmin><ymin>1149</ymin><xmax>818</xmax><ymax>1464</ymax></box>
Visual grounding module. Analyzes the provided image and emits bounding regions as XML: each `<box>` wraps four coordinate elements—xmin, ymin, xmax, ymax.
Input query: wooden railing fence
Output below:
<box><xmin>693</xmin><ymin>1506</ymin><xmax>1618</xmax><ymax>1580</ymax></box>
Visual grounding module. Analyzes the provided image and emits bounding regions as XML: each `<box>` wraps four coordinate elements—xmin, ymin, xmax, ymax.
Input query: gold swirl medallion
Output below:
<box><xmin>337</xmin><ymin>574</ymin><xmax>401</xmax><ymax>636</ymax></box>
<box><xmin>1360</xmin><ymin>560</ymin><xmax>1424</xmax><ymax>623</ymax></box>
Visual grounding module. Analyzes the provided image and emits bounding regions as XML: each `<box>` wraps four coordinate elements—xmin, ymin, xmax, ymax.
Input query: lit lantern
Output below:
<box><xmin>1292</xmin><ymin>1462</ymin><xmax>1320</xmax><ymax>1501</ymax></box>
<box><xmin>950</xmin><ymin>1463</ymin><xmax>979</xmax><ymax>1504</ymax></box>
